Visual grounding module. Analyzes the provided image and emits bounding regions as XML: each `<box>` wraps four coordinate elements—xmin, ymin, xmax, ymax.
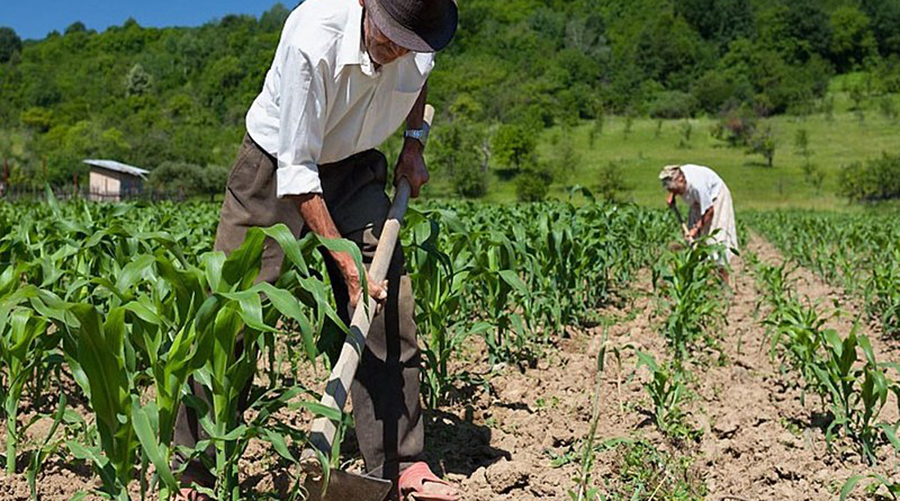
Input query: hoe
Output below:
<box><xmin>300</xmin><ymin>106</ymin><xmax>436</xmax><ymax>501</ymax></box>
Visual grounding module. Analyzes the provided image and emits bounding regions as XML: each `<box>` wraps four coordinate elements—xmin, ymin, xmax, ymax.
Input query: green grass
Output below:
<box><xmin>424</xmin><ymin>87</ymin><xmax>900</xmax><ymax>211</ymax></box>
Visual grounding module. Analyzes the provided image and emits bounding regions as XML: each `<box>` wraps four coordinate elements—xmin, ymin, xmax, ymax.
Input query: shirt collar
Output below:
<box><xmin>337</xmin><ymin>2</ymin><xmax>378</xmax><ymax>77</ymax></box>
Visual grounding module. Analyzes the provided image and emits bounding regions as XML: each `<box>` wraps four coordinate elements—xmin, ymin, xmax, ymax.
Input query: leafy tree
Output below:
<box><xmin>829</xmin><ymin>6</ymin><xmax>878</xmax><ymax>73</ymax></box>
<box><xmin>65</xmin><ymin>22</ymin><xmax>88</xmax><ymax>36</ymax></box>
<box><xmin>595</xmin><ymin>161</ymin><xmax>630</xmax><ymax>202</ymax></box>
<box><xmin>147</xmin><ymin>161</ymin><xmax>226</xmax><ymax>199</ymax></box>
<box><xmin>675</xmin><ymin>0</ymin><xmax>755</xmax><ymax>48</ymax></box>
<box><xmin>747</xmin><ymin>123</ymin><xmax>776</xmax><ymax>167</ymax></box>
<box><xmin>758</xmin><ymin>1</ymin><xmax>832</xmax><ymax>63</ymax></box>
<box><xmin>259</xmin><ymin>3</ymin><xmax>291</xmax><ymax>33</ymax></box>
<box><xmin>492</xmin><ymin>124</ymin><xmax>536</xmax><ymax>174</ymax></box>
<box><xmin>633</xmin><ymin>12</ymin><xmax>706</xmax><ymax>90</ymax></box>
<box><xmin>712</xmin><ymin>105</ymin><xmax>756</xmax><ymax>147</ymax></box>
<box><xmin>860</xmin><ymin>0</ymin><xmax>900</xmax><ymax>56</ymax></box>
<box><xmin>431</xmin><ymin>119</ymin><xmax>487</xmax><ymax>198</ymax></box>
<box><xmin>649</xmin><ymin>91</ymin><xmax>698</xmax><ymax>119</ymax></box>
<box><xmin>125</xmin><ymin>64</ymin><xmax>153</xmax><ymax>97</ymax></box>
<box><xmin>0</xmin><ymin>27</ymin><xmax>22</xmax><ymax>63</ymax></box>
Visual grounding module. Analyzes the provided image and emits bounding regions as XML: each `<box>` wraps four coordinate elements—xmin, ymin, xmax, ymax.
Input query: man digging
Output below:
<box><xmin>659</xmin><ymin>164</ymin><xmax>738</xmax><ymax>284</ymax></box>
<box><xmin>172</xmin><ymin>0</ymin><xmax>459</xmax><ymax>499</ymax></box>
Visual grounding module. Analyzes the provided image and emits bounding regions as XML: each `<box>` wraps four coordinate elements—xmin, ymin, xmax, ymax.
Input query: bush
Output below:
<box><xmin>692</xmin><ymin>71</ymin><xmax>737</xmax><ymax>115</ymax></box>
<box><xmin>648</xmin><ymin>91</ymin><xmax>699</xmax><ymax>119</ymax></box>
<box><xmin>451</xmin><ymin>161</ymin><xmax>487</xmax><ymax>199</ymax></box>
<box><xmin>596</xmin><ymin>162</ymin><xmax>630</xmax><ymax>203</ymax></box>
<box><xmin>840</xmin><ymin>152</ymin><xmax>900</xmax><ymax>202</ymax></box>
<box><xmin>148</xmin><ymin>162</ymin><xmax>227</xmax><ymax>198</ymax></box>
<box><xmin>431</xmin><ymin>119</ymin><xmax>487</xmax><ymax>198</ymax></box>
<box><xmin>711</xmin><ymin>105</ymin><xmax>757</xmax><ymax>147</ymax></box>
<box><xmin>746</xmin><ymin>123</ymin><xmax>777</xmax><ymax>167</ymax></box>
<box><xmin>516</xmin><ymin>167</ymin><xmax>553</xmax><ymax>202</ymax></box>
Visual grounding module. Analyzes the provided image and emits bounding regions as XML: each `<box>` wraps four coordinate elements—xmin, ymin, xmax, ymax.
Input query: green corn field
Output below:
<box><xmin>2</xmin><ymin>193</ymin><xmax>900</xmax><ymax>500</ymax></box>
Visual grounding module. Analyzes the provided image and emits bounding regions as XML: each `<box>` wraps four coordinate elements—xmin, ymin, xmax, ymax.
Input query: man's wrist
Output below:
<box><xmin>403</xmin><ymin>124</ymin><xmax>429</xmax><ymax>149</ymax></box>
<box><xmin>402</xmin><ymin>137</ymin><xmax>425</xmax><ymax>155</ymax></box>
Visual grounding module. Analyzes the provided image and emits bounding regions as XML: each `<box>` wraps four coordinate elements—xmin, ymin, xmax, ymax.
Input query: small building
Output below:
<box><xmin>84</xmin><ymin>159</ymin><xmax>149</xmax><ymax>202</ymax></box>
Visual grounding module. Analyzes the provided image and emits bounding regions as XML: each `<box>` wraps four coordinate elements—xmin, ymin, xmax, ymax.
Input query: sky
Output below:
<box><xmin>0</xmin><ymin>0</ymin><xmax>289</xmax><ymax>40</ymax></box>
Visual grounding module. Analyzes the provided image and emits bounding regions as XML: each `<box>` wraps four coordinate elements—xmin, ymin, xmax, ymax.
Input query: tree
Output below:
<box><xmin>861</xmin><ymin>0</ymin><xmax>900</xmax><ymax>56</ymax></box>
<box><xmin>676</xmin><ymin>0</ymin><xmax>754</xmax><ymax>48</ymax></box>
<box><xmin>829</xmin><ymin>6</ymin><xmax>878</xmax><ymax>73</ymax></box>
<box><xmin>65</xmin><ymin>22</ymin><xmax>88</xmax><ymax>36</ymax></box>
<box><xmin>515</xmin><ymin>166</ymin><xmax>553</xmax><ymax>202</ymax></box>
<box><xmin>747</xmin><ymin>123</ymin><xmax>776</xmax><ymax>167</ymax></box>
<box><xmin>0</xmin><ymin>27</ymin><xmax>22</xmax><ymax>63</ymax></box>
<box><xmin>491</xmin><ymin>124</ymin><xmax>536</xmax><ymax>174</ymax></box>
<box><xmin>259</xmin><ymin>3</ymin><xmax>291</xmax><ymax>33</ymax></box>
<box><xmin>595</xmin><ymin>161</ymin><xmax>630</xmax><ymax>203</ymax></box>
<box><xmin>147</xmin><ymin>162</ymin><xmax>227</xmax><ymax>199</ymax></box>
<box><xmin>712</xmin><ymin>105</ymin><xmax>756</xmax><ymax>147</ymax></box>
<box><xmin>125</xmin><ymin>64</ymin><xmax>153</xmax><ymax>97</ymax></box>
<box><xmin>840</xmin><ymin>152</ymin><xmax>900</xmax><ymax>202</ymax></box>
<box><xmin>431</xmin><ymin>119</ymin><xmax>487</xmax><ymax>198</ymax></box>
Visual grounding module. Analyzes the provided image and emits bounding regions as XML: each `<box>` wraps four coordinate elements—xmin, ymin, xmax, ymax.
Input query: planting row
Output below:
<box><xmin>0</xmin><ymin>193</ymin><xmax>673</xmax><ymax>500</ymax></box>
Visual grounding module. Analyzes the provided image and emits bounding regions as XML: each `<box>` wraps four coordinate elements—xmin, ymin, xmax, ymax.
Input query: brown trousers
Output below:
<box><xmin>173</xmin><ymin>134</ymin><xmax>424</xmax><ymax>485</ymax></box>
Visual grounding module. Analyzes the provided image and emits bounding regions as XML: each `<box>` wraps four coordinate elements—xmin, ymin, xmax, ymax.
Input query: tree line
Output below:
<box><xmin>0</xmin><ymin>0</ymin><xmax>899</xmax><ymax>198</ymax></box>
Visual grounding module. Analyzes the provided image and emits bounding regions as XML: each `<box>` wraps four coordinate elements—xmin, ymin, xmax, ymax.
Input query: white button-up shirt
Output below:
<box><xmin>245</xmin><ymin>0</ymin><xmax>434</xmax><ymax>197</ymax></box>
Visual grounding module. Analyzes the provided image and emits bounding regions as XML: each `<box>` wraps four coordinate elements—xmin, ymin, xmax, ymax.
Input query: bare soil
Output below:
<box><xmin>2</xmin><ymin>233</ymin><xmax>899</xmax><ymax>500</ymax></box>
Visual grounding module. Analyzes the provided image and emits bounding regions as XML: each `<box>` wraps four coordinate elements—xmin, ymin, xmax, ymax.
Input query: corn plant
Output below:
<box><xmin>762</xmin><ymin>280</ymin><xmax>900</xmax><ymax>464</ymax></box>
<box><xmin>635</xmin><ymin>350</ymin><xmax>697</xmax><ymax>441</ymax></box>
<box><xmin>814</xmin><ymin>331</ymin><xmax>900</xmax><ymax>464</ymax></box>
<box><xmin>841</xmin><ymin>474</ymin><xmax>900</xmax><ymax>500</ymax></box>
<box><xmin>748</xmin><ymin>210</ymin><xmax>900</xmax><ymax>338</ymax></box>
<box><xmin>404</xmin><ymin>209</ymin><xmax>486</xmax><ymax>406</ymax></box>
<box><xmin>653</xmin><ymin>238</ymin><xmax>725</xmax><ymax>364</ymax></box>
<box><xmin>764</xmin><ymin>300</ymin><xmax>830</xmax><ymax>402</ymax></box>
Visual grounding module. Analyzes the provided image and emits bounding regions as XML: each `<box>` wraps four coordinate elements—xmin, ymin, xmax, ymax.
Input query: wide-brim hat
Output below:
<box><xmin>365</xmin><ymin>0</ymin><xmax>459</xmax><ymax>53</ymax></box>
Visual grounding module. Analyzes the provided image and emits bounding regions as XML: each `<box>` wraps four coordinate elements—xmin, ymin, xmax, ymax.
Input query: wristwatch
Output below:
<box><xmin>404</xmin><ymin>123</ymin><xmax>430</xmax><ymax>147</ymax></box>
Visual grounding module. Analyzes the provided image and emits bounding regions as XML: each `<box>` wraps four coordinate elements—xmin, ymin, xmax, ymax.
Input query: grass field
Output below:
<box><xmin>425</xmin><ymin>80</ymin><xmax>900</xmax><ymax>211</ymax></box>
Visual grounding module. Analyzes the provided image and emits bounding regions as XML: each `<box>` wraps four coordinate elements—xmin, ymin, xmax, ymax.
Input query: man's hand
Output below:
<box><xmin>667</xmin><ymin>192</ymin><xmax>676</xmax><ymax>206</ymax></box>
<box><xmin>685</xmin><ymin>225</ymin><xmax>699</xmax><ymax>241</ymax></box>
<box><xmin>336</xmin><ymin>255</ymin><xmax>388</xmax><ymax>308</ymax></box>
<box><xmin>293</xmin><ymin>193</ymin><xmax>388</xmax><ymax>308</ymax></box>
<box><xmin>395</xmin><ymin>139</ymin><xmax>429</xmax><ymax>198</ymax></box>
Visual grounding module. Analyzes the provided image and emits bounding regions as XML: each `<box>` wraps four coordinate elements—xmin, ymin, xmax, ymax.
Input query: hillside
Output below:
<box><xmin>0</xmin><ymin>0</ymin><xmax>899</xmax><ymax>206</ymax></box>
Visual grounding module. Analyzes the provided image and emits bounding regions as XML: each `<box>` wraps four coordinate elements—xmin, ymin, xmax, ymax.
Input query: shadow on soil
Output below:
<box><xmin>423</xmin><ymin>409</ymin><xmax>510</xmax><ymax>477</ymax></box>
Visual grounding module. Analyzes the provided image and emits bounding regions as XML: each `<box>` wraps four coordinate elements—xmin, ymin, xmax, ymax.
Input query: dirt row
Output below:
<box><xmin>2</xmin><ymin>234</ymin><xmax>899</xmax><ymax>500</ymax></box>
<box><xmin>436</xmin><ymin>233</ymin><xmax>900</xmax><ymax>500</ymax></box>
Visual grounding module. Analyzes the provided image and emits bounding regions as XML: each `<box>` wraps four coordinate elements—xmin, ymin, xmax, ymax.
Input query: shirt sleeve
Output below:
<box><xmin>276</xmin><ymin>46</ymin><xmax>327</xmax><ymax>198</ymax></box>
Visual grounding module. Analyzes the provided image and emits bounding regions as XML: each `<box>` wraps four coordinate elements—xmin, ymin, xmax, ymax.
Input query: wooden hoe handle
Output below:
<box><xmin>304</xmin><ymin>105</ymin><xmax>434</xmax><ymax>461</ymax></box>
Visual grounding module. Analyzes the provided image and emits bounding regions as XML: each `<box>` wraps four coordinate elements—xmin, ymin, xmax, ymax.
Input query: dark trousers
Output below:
<box><xmin>172</xmin><ymin>134</ymin><xmax>424</xmax><ymax>486</ymax></box>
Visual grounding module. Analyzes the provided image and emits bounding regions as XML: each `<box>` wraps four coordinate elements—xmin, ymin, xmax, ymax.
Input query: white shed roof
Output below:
<box><xmin>84</xmin><ymin>159</ymin><xmax>150</xmax><ymax>178</ymax></box>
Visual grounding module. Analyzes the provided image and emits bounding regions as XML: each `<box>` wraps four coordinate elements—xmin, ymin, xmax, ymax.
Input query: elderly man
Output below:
<box><xmin>659</xmin><ymin>164</ymin><xmax>738</xmax><ymax>278</ymax></box>
<box><xmin>172</xmin><ymin>0</ymin><xmax>459</xmax><ymax>500</ymax></box>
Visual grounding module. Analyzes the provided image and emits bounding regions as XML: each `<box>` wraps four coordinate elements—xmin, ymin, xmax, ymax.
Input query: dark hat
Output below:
<box><xmin>365</xmin><ymin>0</ymin><xmax>459</xmax><ymax>53</ymax></box>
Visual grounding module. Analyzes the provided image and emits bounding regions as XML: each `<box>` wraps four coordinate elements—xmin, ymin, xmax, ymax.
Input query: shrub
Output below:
<box><xmin>596</xmin><ymin>162</ymin><xmax>630</xmax><ymax>203</ymax></box>
<box><xmin>840</xmin><ymin>152</ymin><xmax>900</xmax><ymax>202</ymax></box>
<box><xmin>516</xmin><ymin>167</ymin><xmax>553</xmax><ymax>202</ymax></box>
<box><xmin>711</xmin><ymin>105</ymin><xmax>757</xmax><ymax>147</ymax></box>
<box><xmin>648</xmin><ymin>91</ymin><xmax>699</xmax><ymax>119</ymax></box>
<box><xmin>746</xmin><ymin>123</ymin><xmax>777</xmax><ymax>167</ymax></box>
<box><xmin>451</xmin><ymin>161</ymin><xmax>487</xmax><ymax>199</ymax></box>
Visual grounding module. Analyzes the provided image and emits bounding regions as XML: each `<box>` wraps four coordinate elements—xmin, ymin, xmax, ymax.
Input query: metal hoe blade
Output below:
<box><xmin>303</xmin><ymin>466</ymin><xmax>393</xmax><ymax>501</ymax></box>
